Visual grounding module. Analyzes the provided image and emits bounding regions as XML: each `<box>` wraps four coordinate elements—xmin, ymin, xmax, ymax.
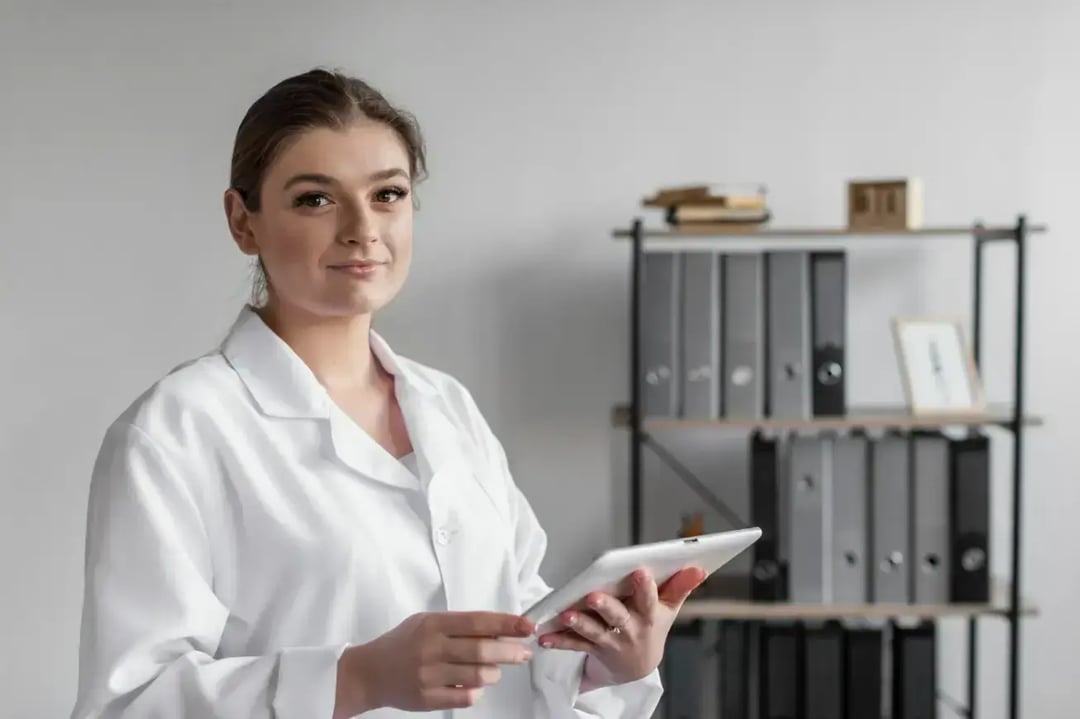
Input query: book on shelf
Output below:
<box><xmin>666</xmin><ymin>206</ymin><xmax>771</xmax><ymax>225</ymax></box>
<box><xmin>642</xmin><ymin>182</ymin><xmax>767</xmax><ymax>208</ymax></box>
<box><xmin>641</xmin><ymin>182</ymin><xmax>771</xmax><ymax>228</ymax></box>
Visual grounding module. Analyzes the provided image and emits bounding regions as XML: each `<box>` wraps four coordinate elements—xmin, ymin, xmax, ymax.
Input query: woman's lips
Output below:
<box><xmin>329</xmin><ymin>262</ymin><xmax>384</xmax><ymax>277</ymax></box>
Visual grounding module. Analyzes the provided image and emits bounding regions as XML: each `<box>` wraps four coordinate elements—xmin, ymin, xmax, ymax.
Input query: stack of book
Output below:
<box><xmin>642</xmin><ymin>183</ymin><xmax>770</xmax><ymax>229</ymax></box>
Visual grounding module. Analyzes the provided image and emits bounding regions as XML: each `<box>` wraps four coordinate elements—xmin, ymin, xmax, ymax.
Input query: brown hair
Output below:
<box><xmin>229</xmin><ymin>68</ymin><xmax>427</xmax><ymax>304</ymax></box>
<box><xmin>230</xmin><ymin>68</ymin><xmax>427</xmax><ymax>210</ymax></box>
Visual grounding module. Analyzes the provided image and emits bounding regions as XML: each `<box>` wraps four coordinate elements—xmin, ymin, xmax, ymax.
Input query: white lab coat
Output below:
<box><xmin>71</xmin><ymin>306</ymin><xmax>663</xmax><ymax>719</ymax></box>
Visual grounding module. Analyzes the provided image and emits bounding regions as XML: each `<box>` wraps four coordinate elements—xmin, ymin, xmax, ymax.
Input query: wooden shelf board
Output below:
<box><xmin>612</xmin><ymin>224</ymin><xmax>1047</xmax><ymax>240</ymax></box>
<box><xmin>675</xmin><ymin>598</ymin><xmax>1038</xmax><ymax>621</ymax></box>
<box><xmin>610</xmin><ymin>404</ymin><xmax>1042</xmax><ymax>431</ymax></box>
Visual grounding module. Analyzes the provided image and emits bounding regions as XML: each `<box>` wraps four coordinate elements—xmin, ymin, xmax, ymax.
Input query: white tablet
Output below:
<box><xmin>523</xmin><ymin>527</ymin><xmax>761</xmax><ymax>627</ymax></box>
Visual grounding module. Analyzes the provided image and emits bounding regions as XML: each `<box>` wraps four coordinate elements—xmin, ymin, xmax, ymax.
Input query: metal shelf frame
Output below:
<box><xmin>622</xmin><ymin>216</ymin><xmax>1042</xmax><ymax>719</ymax></box>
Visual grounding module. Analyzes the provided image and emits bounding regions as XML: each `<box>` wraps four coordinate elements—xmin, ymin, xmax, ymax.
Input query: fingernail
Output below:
<box><xmin>518</xmin><ymin>619</ymin><xmax>534</xmax><ymax>634</ymax></box>
<box><xmin>564</xmin><ymin>612</ymin><xmax>576</xmax><ymax>626</ymax></box>
<box><xmin>540</xmin><ymin>638</ymin><xmax>553</xmax><ymax>648</ymax></box>
<box><xmin>522</xmin><ymin>649</ymin><xmax>533</xmax><ymax>661</ymax></box>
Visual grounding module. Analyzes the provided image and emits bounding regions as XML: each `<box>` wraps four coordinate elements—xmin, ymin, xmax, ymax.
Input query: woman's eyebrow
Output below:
<box><xmin>367</xmin><ymin>167</ymin><xmax>410</xmax><ymax>183</ymax></box>
<box><xmin>282</xmin><ymin>168</ymin><xmax>409</xmax><ymax>190</ymax></box>
<box><xmin>283</xmin><ymin>172</ymin><xmax>337</xmax><ymax>190</ymax></box>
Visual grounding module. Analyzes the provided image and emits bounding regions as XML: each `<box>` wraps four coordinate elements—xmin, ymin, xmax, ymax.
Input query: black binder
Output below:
<box><xmin>950</xmin><ymin>434</ymin><xmax>991</xmax><ymax>602</ymax></box>
<box><xmin>750</xmin><ymin>432</ymin><xmax>787</xmax><ymax>601</ymax></box>
<box><xmin>718</xmin><ymin>622</ymin><xmax>750</xmax><ymax>719</ymax></box>
<box><xmin>809</xmin><ymin>251</ymin><xmax>846</xmax><ymax>417</ymax></box>
<box><xmin>661</xmin><ymin>623</ymin><xmax>703</xmax><ymax>719</ymax></box>
<box><xmin>892</xmin><ymin>622</ymin><xmax>937</xmax><ymax>719</ymax></box>
<box><xmin>844</xmin><ymin>628</ymin><xmax>883</xmax><ymax>719</ymax></box>
<box><xmin>803</xmin><ymin>623</ymin><xmax>844</xmax><ymax>719</ymax></box>
<box><xmin>760</xmin><ymin>624</ymin><xmax>802</xmax><ymax>719</ymax></box>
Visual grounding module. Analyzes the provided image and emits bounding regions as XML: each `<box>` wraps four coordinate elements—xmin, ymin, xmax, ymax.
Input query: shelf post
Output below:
<box><xmin>1008</xmin><ymin>215</ymin><xmax>1028</xmax><ymax>719</ymax></box>
<box><xmin>969</xmin><ymin>221</ymin><xmax>985</xmax><ymax>719</ymax></box>
<box><xmin>630</xmin><ymin>219</ymin><xmax>644</xmax><ymax>544</ymax></box>
<box><xmin>973</xmin><ymin>222</ymin><xmax>985</xmax><ymax>367</ymax></box>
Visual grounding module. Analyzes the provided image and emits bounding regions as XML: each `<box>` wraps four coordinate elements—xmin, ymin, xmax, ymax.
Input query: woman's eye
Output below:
<box><xmin>374</xmin><ymin>186</ymin><xmax>410</xmax><ymax>204</ymax></box>
<box><xmin>294</xmin><ymin>193</ymin><xmax>330</xmax><ymax>208</ymax></box>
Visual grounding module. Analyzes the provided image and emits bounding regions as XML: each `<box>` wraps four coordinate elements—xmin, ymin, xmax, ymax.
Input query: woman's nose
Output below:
<box><xmin>339</xmin><ymin>200</ymin><xmax>378</xmax><ymax>245</ymax></box>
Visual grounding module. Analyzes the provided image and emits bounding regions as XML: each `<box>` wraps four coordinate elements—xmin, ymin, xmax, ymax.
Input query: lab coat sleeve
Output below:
<box><xmin>71</xmin><ymin>422</ymin><xmax>348</xmax><ymax>719</ymax></box>
<box><xmin>490</xmin><ymin>445</ymin><xmax>663</xmax><ymax>718</ymax></box>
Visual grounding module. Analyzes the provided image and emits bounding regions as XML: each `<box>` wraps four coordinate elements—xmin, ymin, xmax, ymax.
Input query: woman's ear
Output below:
<box><xmin>224</xmin><ymin>188</ymin><xmax>259</xmax><ymax>256</ymax></box>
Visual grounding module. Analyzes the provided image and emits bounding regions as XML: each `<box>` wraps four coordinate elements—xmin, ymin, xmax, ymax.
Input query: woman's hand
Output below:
<box><xmin>335</xmin><ymin>611</ymin><xmax>536</xmax><ymax>717</ymax></box>
<box><xmin>536</xmin><ymin>566</ymin><xmax>707</xmax><ymax>688</ymax></box>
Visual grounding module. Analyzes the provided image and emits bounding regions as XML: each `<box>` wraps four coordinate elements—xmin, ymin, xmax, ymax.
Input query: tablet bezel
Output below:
<box><xmin>523</xmin><ymin>527</ymin><xmax>762</xmax><ymax>627</ymax></box>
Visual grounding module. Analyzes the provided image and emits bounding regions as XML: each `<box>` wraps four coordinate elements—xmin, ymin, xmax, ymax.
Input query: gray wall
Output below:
<box><xmin>2</xmin><ymin>1</ymin><xmax>1077</xmax><ymax>717</ymax></box>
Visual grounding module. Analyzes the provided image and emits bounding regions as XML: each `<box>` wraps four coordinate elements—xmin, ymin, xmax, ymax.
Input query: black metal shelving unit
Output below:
<box><xmin>615</xmin><ymin>216</ymin><xmax>1045</xmax><ymax>719</ymax></box>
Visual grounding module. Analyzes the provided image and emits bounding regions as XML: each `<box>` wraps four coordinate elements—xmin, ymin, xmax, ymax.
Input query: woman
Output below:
<box><xmin>71</xmin><ymin>68</ymin><xmax>705</xmax><ymax>719</ymax></box>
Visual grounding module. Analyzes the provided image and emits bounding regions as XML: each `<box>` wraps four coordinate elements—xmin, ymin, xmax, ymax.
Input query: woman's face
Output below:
<box><xmin>226</xmin><ymin>119</ymin><xmax>414</xmax><ymax>318</ymax></box>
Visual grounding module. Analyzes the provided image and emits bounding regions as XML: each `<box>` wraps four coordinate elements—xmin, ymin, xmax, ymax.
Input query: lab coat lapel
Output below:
<box><xmin>370</xmin><ymin>332</ymin><xmax>473</xmax><ymax>488</ymax></box>
<box><xmin>221</xmin><ymin>307</ymin><xmax>417</xmax><ymax>490</ymax></box>
<box><xmin>330</xmin><ymin>329</ymin><xmax>475</xmax><ymax>491</ymax></box>
<box><xmin>373</xmin><ymin>333</ymin><xmax>517</xmax><ymax>615</ymax></box>
<box><xmin>395</xmin><ymin>384</ymin><xmax>486</xmax><ymax>614</ymax></box>
<box><xmin>327</xmin><ymin>406</ymin><xmax>418</xmax><ymax>491</ymax></box>
<box><xmin>397</xmin><ymin>385</ymin><xmax>471</xmax><ymax>489</ymax></box>
<box><xmin>220</xmin><ymin>306</ymin><xmax>331</xmax><ymax>420</ymax></box>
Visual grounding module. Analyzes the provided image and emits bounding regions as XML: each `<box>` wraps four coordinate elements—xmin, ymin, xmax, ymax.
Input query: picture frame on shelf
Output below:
<box><xmin>892</xmin><ymin>317</ymin><xmax>985</xmax><ymax>416</ymax></box>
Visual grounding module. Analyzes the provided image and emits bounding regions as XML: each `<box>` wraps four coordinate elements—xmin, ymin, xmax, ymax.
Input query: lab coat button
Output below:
<box><xmin>436</xmin><ymin>528</ymin><xmax>451</xmax><ymax>546</ymax></box>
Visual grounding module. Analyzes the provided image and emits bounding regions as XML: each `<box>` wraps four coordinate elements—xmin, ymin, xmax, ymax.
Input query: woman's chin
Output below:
<box><xmin>320</xmin><ymin>289</ymin><xmax>395</xmax><ymax>317</ymax></box>
<box><xmin>264</xmin><ymin>285</ymin><xmax>398</xmax><ymax>320</ymax></box>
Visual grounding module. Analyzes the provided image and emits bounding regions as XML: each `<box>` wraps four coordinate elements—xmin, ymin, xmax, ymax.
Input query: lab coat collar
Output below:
<box><xmin>220</xmin><ymin>306</ymin><xmax>330</xmax><ymax>419</ymax></box>
<box><xmin>220</xmin><ymin>306</ymin><xmax>468</xmax><ymax>490</ymax></box>
<box><xmin>220</xmin><ymin>305</ymin><xmax>438</xmax><ymax>420</ymax></box>
<box><xmin>368</xmin><ymin>330</ymin><xmax>441</xmax><ymax>399</ymax></box>
<box><xmin>367</xmin><ymin>328</ymin><xmax>474</xmax><ymax>489</ymax></box>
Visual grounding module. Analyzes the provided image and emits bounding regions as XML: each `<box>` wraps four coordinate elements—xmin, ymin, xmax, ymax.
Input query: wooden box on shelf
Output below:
<box><xmin>847</xmin><ymin>178</ymin><xmax>924</xmax><ymax>231</ymax></box>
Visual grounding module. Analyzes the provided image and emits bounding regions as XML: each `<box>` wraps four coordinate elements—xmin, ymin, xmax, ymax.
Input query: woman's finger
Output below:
<box><xmin>658</xmin><ymin>566</ymin><xmax>708</xmax><ymax>608</ymax></box>
<box><xmin>557</xmin><ymin>609</ymin><xmax>621</xmax><ymax>649</ymax></box>
<box><xmin>422</xmin><ymin>661</ymin><xmax>502</xmax><ymax>689</ymax></box>
<box><xmin>629</xmin><ymin>569</ymin><xmax>660</xmax><ymax>620</ymax></box>
<box><xmin>538</xmin><ymin>629</ymin><xmax>595</xmax><ymax>653</ymax></box>
<box><xmin>440</xmin><ymin>637</ymin><xmax>531</xmax><ymax>665</ymax></box>
<box><xmin>583</xmin><ymin>592</ymin><xmax>633</xmax><ymax>632</ymax></box>
<box><xmin>422</xmin><ymin>686</ymin><xmax>484</xmax><ymax>710</ymax></box>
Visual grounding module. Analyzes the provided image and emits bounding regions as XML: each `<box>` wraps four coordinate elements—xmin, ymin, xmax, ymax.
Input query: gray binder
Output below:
<box><xmin>680</xmin><ymin>252</ymin><xmax>721</xmax><ymax>418</ymax></box>
<box><xmin>871</xmin><ymin>434</ymin><xmax>911</xmax><ymax>603</ymax></box>
<box><xmin>913</xmin><ymin>432</ymin><xmax>950</xmax><ymax>603</ymax></box>
<box><xmin>789</xmin><ymin>436</ymin><xmax>831</xmax><ymax>603</ymax></box>
<box><xmin>641</xmin><ymin>252</ymin><xmax>682</xmax><ymax>417</ymax></box>
<box><xmin>766</xmin><ymin>252</ymin><xmax>811</xmax><ymax>419</ymax></box>
<box><xmin>831</xmin><ymin>435</ymin><xmax>869</xmax><ymax>604</ymax></box>
<box><xmin>723</xmin><ymin>253</ymin><xmax>764</xmax><ymax>418</ymax></box>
